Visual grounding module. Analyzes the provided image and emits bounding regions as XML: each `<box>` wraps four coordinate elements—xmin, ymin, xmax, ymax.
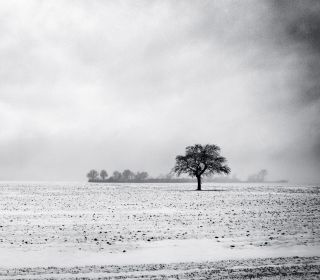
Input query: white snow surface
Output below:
<box><xmin>0</xmin><ymin>182</ymin><xmax>319</xmax><ymax>272</ymax></box>
<box><xmin>1</xmin><ymin>239</ymin><xmax>320</xmax><ymax>268</ymax></box>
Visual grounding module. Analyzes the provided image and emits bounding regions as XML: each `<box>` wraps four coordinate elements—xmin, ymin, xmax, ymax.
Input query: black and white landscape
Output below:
<box><xmin>1</xmin><ymin>0</ymin><xmax>320</xmax><ymax>279</ymax></box>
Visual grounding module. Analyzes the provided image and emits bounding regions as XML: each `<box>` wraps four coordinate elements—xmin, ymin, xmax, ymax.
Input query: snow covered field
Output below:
<box><xmin>0</xmin><ymin>182</ymin><xmax>319</xmax><ymax>279</ymax></box>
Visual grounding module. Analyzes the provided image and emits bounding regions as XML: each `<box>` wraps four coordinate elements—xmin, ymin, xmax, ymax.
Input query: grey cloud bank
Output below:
<box><xmin>0</xmin><ymin>0</ymin><xmax>319</xmax><ymax>183</ymax></box>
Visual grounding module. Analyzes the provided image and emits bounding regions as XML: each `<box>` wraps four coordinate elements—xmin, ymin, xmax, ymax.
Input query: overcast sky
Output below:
<box><xmin>1</xmin><ymin>0</ymin><xmax>319</xmax><ymax>183</ymax></box>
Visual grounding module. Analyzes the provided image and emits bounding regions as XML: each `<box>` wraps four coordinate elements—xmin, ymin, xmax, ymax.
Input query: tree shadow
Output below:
<box><xmin>174</xmin><ymin>189</ymin><xmax>227</xmax><ymax>192</ymax></box>
<box><xmin>199</xmin><ymin>189</ymin><xmax>227</xmax><ymax>191</ymax></box>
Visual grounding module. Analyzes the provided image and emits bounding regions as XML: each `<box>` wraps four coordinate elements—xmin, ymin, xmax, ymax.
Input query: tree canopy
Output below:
<box><xmin>135</xmin><ymin>171</ymin><xmax>148</xmax><ymax>181</ymax></box>
<box><xmin>172</xmin><ymin>144</ymin><xmax>231</xmax><ymax>190</ymax></box>
<box><xmin>122</xmin><ymin>169</ymin><xmax>135</xmax><ymax>181</ymax></box>
<box><xmin>112</xmin><ymin>171</ymin><xmax>122</xmax><ymax>181</ymax></box>
<box><xmin>87</xmin><ymin>169</ymin><xmax>99</xmax><ymax>180</ymax></box>
<box><xmin>100</xmin><ymin>170</ymin><xmax>108</xmax><ymax>180</ymax></box>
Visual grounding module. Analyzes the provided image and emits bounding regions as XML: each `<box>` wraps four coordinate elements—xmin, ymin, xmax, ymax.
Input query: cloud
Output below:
<box><xmin>0</xmin><ymin>0</ymin><xmax>319</xmax><ymax>182</ymax></box>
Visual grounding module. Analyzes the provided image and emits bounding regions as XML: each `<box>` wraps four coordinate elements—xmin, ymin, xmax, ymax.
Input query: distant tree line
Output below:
<box><xmin>247</xmin><ymin>169</ymin><xmax>268</xmax><ymax>182</ymax></box>
<box><xmin>86</xmin><ymin>169</ymin><xmax>242</xmax><ymax>183</ymax></box>
<box><xmin>247</xmin><ymin>169</ymin><xmax>288</xmax><ymax>183</ymax></box>
<box><xmin>87</xmin><ymin>167</ymin><xmax>287</xmax><ymax>184</ymax></box>
<box><xmin>87</xmin><ymin>169</ymin><xmax>149</xmax><ymax>182</ymax></box>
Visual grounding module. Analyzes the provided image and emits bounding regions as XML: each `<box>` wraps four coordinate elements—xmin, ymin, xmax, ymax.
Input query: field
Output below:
<box><xmin>0</xmin><ymin>182</ymin><xmax>319</xmax><ymax>279</ymax></box>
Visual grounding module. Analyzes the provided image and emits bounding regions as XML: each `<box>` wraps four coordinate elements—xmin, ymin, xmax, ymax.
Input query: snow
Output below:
<box><xmin>119</xmin><ymin>239</ymin><xmax>319</xmax><ymax>265</ymax></box>
<box><xmin>1</xmin><ymin>239</ymin><xmax>320</xmax><ymax>269</ymax></box>
<box><xmin>0</xmin><ymin>182</ymin><xmax>319</xmax><ymax>279</ymax></box>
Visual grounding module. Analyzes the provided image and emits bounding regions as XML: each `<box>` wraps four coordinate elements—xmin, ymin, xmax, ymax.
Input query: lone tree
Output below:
<box><xmin>100</xmin><ymin>170</ymin><xmax>108</xmax><ymax>181</ymax></box>
<box><xmin>87</xmin><ymin>169</ymin><xmax>99</xmax><ymax>181</ymax></box>
<box><xmin>172</xmin><ymin>144</ymin><xmax>231</xmax><ymax>191</ymax></box>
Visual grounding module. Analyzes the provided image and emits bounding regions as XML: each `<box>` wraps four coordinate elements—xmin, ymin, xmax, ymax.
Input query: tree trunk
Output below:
<box><xmin>197</xmin><ymin>176</ymin><xmax>201</xmax><ymax>191</ymax></box>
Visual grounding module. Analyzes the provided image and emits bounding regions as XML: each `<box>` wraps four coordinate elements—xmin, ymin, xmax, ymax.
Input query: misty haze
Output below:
<box><xmin>1</xmin><ymin>0</ymin><xmax>320</xmax><ymax>279</ymax></box>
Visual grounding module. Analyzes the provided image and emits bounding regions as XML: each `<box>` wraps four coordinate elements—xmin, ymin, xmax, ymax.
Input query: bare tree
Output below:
<box><xmin>259</xmin><ymin>169</ymin><xmax>268</xmax><ymax>182</ymax></box>
<box><xmin>87</xmin><ymin>170</ymin><xmax>99</xmax><ymax>181</ymax></box>
<box><xmin>112</xmin><ymin>171</ymin><xmax>122</xmax><ymax>181</ymax></box>
<box><xmin>100</xmin><ymin>170</ymin><xmax>108</xmax><ymax>181</ymax></box>
<box><xmin>135</xmin><ymin>171</ymin><xmax>148</xmax><ymax>181</ymax></box>
<box><xmin>258</xmin><ymin>169</ymin><xmax>268</xmax><ymax>182</ymax></box>
<box><xmin>122</xmin><ymin>169</ymin><xmax>135</xmax><ymax>181</ymax></box>
<box><xmin>172</xmin><ymin>144</ymin><xmax>231</xmax><ymax>191</ymax></box>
